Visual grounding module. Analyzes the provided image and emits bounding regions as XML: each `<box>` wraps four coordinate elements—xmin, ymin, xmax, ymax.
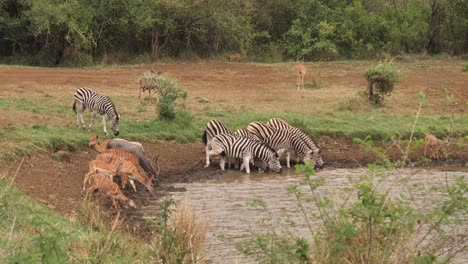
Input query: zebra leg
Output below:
<box><xmin>286</xmin><ymin>151</ymin><xmax>291</xmax><ymax>168</ymax></box>
<box><xmin>219</xmin><ymin>156</ymin><xmax>226</xmax><ymax>170</ymax></box>
<box><xmin>204</xmin><ymin>145</ymin><xmax>211</xmax><ymax>167</ymax></box>
<box><xmin>243</xmin><ymin>157</ymin><xmax>251</xmax><ymax>174</ymax></box>
<box><xmin>88</xmin><ymin>111</ymin><xmax>97</xmax><ymax>130</ymax></box>
<box><xmin>101</xmin><ymin>114</ymin><xmax>109</xmax><ymax>136</ymax></box>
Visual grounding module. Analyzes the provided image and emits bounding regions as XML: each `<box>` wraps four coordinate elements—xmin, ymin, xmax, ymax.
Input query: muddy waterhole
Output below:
<box><xmin>132</xmin><ymin>167</ymin><xmax>468</xmax><ymax>263</ymax></box>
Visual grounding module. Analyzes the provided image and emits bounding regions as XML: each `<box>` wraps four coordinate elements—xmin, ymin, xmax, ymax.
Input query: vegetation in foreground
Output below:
<box><xmin>0</xmin><ymin>174</ymin><xmax>207</xmax><ymax>263</ymax></box>
<box><xmin>236</xmin><ymin>100</ymin><xmax>467</xmax><ymax>263</ymax></box>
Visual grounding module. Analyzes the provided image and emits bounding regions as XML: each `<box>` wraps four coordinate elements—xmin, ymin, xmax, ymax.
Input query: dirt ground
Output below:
<box><xmin>0</xmin><ymin>60</ymin><xmax>466</xmax><ymax>233</ymax></box>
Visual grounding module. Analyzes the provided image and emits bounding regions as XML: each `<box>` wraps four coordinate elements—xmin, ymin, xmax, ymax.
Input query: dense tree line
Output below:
<box><xmin>0</xmin><ymin>0</ymin><xmax>466</xmax><ymax>66</ymax></box>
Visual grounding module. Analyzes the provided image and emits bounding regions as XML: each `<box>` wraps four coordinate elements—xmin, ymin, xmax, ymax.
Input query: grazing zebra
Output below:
<box><xmin>266</xmin><ymin>118</ymin><xmax>323</xmax><ymax>168</ymax></box>
<box><xmin>246</xmin><ymin>122</ymin><xmax>315</xmax><ymax>168</ymax></box>
<box><xmin>202</xmin><ymin>120</ymin><xmax>234</xmax><ymax>166</ymax></box>
<box><xmin>73</xmin><ymin>87</ymin><xmax>120</xmax><ymax>136</ymax></box>
<box><xmin>205</xmin><ymin>133</ymin><xmax>282</xmax><ymax>173</ymax></box>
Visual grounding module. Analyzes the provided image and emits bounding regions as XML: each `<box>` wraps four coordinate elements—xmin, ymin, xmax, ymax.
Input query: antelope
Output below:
<box><xmin>84</xmin><ymin>172</ymin><xmax>136</xmax><ymax>209</ymax></box>
<box><xmin>96</xmin><ymin>151</ymin><xmax>155</xmax><ymax>193</ymax></box>
<box><xmin>139</xmin><ymin>70</ymin><xmax>162</xmax><ymax>104</ymax></box>
<box><xmin>297</xmin><ymin>61</ymin><xmax>306</xmax><ymax>90</ymax></box>
<box><xmin>424</xmin><ymin>134</ymin><xmax>444</xmax><ymax>160</ymax></box>
<box><xmin>89</xmin><ymin>135</ymin><xmax>160</xmax><ymax>182</ymax></box>
<box><xmin>83</xmin><ymin>158</ymin><xmax>128</xmax><ymax>190</ymax></box>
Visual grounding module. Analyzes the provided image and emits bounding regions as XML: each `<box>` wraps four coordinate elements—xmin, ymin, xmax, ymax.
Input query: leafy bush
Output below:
<box><xmin>363</xmin><ymin>61</ymin><xmax>400</xmax><ymax>104</ymax></box>
<box><xmin>142</xmin><ymin>72</ymin><xmax>188</xmax><ymax>120</ymax></box>
<box><xmin>462</xmin><ymin>62</ymin><xmax>468</xmax><ymax>72</ymax></box>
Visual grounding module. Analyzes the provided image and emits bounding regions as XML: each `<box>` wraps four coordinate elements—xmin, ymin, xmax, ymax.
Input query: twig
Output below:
<box><xmin>8</xmin><ymin>216</ymin><xmax>16</xmax><ymax>244</ymax></box>
<box><xmin>293</xmin><ymin>192</ymin><xmax>315</xmax><ymax>238</ymax></box>
<box><xmin>9</xmin><ymin>157</ymin><xmax>25</xmax><ymax>188</ymax></box>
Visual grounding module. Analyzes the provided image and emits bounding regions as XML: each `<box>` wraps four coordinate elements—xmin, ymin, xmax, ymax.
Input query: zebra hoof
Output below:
<box><xmin>204</xmin><ymin>164</ymin><xmax>210</xmax><ymax>168</ymax></box>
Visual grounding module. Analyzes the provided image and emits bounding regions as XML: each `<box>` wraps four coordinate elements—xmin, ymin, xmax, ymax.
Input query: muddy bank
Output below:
<box><xmin>0</xmin><ymin>137</ymin><xmax>466</xmax><ymax>235</ymax></box>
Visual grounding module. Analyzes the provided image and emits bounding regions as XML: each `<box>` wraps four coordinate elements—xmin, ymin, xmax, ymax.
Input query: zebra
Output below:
<box><xmin>73</xmin><ymin>87</ymin><xmax>120</xmax><ymax>136</ymax></box>
<box><xmin>206</xmin><ymin>133</ymin><xmax>282</xmax><ymax>173</ymax></box>
<box><xmin>266</xmin><ymin>118</ymin><xmax>324</xmax><ymax>168</ymax></box>
<box><xmin>246</xmin><ymin>121</ymin><xmax>315</xmax><ymax>168</ymax></box>
<box><xmin>232</xmin><ymin>128</ymin><xmax>264</xmax><ymax>170</ymax></box>
<box><xmin>202</xmin><ymin>120</ymin><xmax>234</xmax><ymax>167</ymax></box>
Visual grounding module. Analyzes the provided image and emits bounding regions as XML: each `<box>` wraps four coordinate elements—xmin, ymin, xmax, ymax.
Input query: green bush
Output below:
<box><xmin>141</xmin><ymin>72</ymin><xmax>188</xmax><ymax>121</ymax></box>
<box><xmin>462</xmin><ymin>62</ymin><xmax>468</xmax><ymax>72</ymax></box>
<box><xmin>363</xmin><ymin>61</ymin><xmax>400</xmax><ymax>105</ymax></box>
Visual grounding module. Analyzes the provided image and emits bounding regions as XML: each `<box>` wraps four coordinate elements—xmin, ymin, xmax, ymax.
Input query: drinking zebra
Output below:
<box><xmin>202</xmin><ymin>120</ymin><xmax>234</xmax><ymax>166</ymax></box>
<box><xmin>266</xmin><ymin>118</ymin><xmax>323</xmax><ymax>168</ymax></box>
<box><xmin>73</xmin><ymin>87</ymin><xmax>120</xmax><ymax>136</ymax></box>
<box><xmin>205</xmin><ymin>133</ymin><xmax>282</xmax><ymax>173</ymax></box>
<box><xmin>246</xmin><ymin>121</ymin><xmax>316</xmax><ymax>168</ymax></box>
<box><xmin>233</xmin><ymin>128</ymin><xmax>264</xmax><ymax>170</ymax></box>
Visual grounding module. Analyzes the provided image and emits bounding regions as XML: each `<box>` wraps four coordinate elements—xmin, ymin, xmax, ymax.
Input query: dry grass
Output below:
<box><xmin>169</xmin><ymin>199</ymin><xmax>209</xmax><ymax>263</ymax></box>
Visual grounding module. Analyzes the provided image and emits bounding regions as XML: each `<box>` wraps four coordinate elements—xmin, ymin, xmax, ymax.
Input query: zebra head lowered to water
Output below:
<box><xmin>266</xmin><ymin>118</ymin><xmax>324</xmax><ymax>169</ymax></box>
<box><xmin>73</xmin><ymin>87</ymin><xmax>120</xmax><ymax>136</ymax></box>
<box><xmin>205</xmin><ymin>133</ymin><xmax>282</xmax><ymax>174</ymax></box>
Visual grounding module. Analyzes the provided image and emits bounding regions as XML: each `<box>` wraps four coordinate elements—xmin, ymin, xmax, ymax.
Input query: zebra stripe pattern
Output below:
<box><xmin>246</xmin><ymin>122</ymin><xmax>315</xmax><ymax>168</ymax></box>
<box><xmin>202</xmin><ymin>120</ymin><xmax>234</xmax><ymax>167</ymax></box>
<box><xmin>73</xmin><ymin>87</ymin><xmax>120</xmax><ymax>136</ymax></box>
<box><xmin>206</xmin><ymin>133</ymin><xmax>281</xmax><ymax>173</ymax></box>
<box><xmin>266</xmin><ymin>118</ymin><xmax>323</xmax><ymax>168</ymax></box>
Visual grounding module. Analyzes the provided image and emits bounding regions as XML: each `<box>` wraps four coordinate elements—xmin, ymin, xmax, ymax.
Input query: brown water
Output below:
<box><xmin>140</xmin><ymin>167</ymin><xmax>467</xmax><ymax>263</ymax></box>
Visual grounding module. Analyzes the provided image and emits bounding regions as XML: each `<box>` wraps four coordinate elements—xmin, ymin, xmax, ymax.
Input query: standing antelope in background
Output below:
<box><xmin>139</xmin><ymin>70</ymin><xmax>162</xmax><ymax>104</ymax></box>
<box><xmin>297</xmin><ymin>61</ymin><xmax>306</xmax><ymax>90</ymax></box>
<box><xmin>424</xmin><ymin>134</ymin><xmax>444</xmax><ymax>160</ymax></box>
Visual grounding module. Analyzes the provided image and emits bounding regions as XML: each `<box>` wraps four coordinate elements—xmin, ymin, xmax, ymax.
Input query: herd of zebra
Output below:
<box><xmin>72</xmin><ymin>87</ymin><xmax>324</xmax><ymax>176</ymax></box>
<box><xmin>203</xmin><ymin>119</ymin><xmax>324</xmax><ymax>173</ymax></box>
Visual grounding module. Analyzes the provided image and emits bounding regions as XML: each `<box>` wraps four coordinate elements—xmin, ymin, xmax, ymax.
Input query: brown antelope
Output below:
<box><xmin>297</xmin><ymin>61</ymin><xmax>306</xmax><ymax>90</ymax></box>
<box><xmin>83</xmin><ymin>158</ymin><xmax>126</xmax><ymax>190</ymax></box>
<box><xmin>424</xmin><ymin>134</ymin><xmax>444</xmax><ymax>160</ymax></box>
<box><xmin>227</xmin><ymin>53</ymin><xmax>241</xmax><ymax>62</ymax></box>
<box><xmin>84</xmin><ymin>172</ymin><xmax>136</xmax><ymax>209</ymax></box>
<box><xmin>139</xmin><ymin>70</ymin><xmax>162</xmax><ymax>104</ymax></box>
<box><xmin>89</xmin><ymin>135</ymin><xmax>111</xmax><ymax>153</ymax></box>
<box><xmin>97</xmin><ymin>151</ymin><xmax>155</xmax><ymax>193</ymax></box>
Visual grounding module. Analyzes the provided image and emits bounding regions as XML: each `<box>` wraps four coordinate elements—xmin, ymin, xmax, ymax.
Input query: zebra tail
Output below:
<box><xmin>202</xmin><ymin>130</ymin><xmax>207</xmax><ymax>145</ymax></box>
<box><xmin>72</xmin><ymin>101</ymin><xmax>77</xmax><ymax>114</ymax></box>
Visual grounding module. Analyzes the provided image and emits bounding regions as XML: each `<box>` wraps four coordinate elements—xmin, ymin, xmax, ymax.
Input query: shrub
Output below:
<box><xmin>142</xmin><ymin>72</ymin><xmax>188</xmax><ymax>120</ymax></box>
<box><xmin>363</xmin><ymin>61</ymin><xmax>400</xmax><ymax>104</ymax></box>
<box><xmin>462</xmin><ymin>62</ymin><xmax>468</xmax><ymax>72</ymax></box>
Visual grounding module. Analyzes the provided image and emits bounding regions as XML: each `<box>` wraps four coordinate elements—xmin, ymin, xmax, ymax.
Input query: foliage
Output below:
<box><xmin>363</xmin><ymin>61</ymin><xmax>400</xmax><ymax>104</ymax></box>
<box><xmin>462</xmin><ymin>62</ymin><xmax>468</xmax><ymax>72</ymax></box>
<box><xmin>141</xmin><ymin>72</ymin><xmax>188</xmax><ymax>120</ymax></box>
<box><xmin>1</xmin><ymin>0</ymin><xmax>467</xmax><ymax>65</ymax></box>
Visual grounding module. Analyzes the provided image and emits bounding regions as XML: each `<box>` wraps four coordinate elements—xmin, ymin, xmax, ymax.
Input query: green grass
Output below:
<box><xmin>1</xmin><ymin>107</ymin><xmax>466</xmax><ymax>160</ymax></box>
<box><xmin>0</xmin><ymin>176</ymin><xmax>160</xmax><ymax>263</ymax></box>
